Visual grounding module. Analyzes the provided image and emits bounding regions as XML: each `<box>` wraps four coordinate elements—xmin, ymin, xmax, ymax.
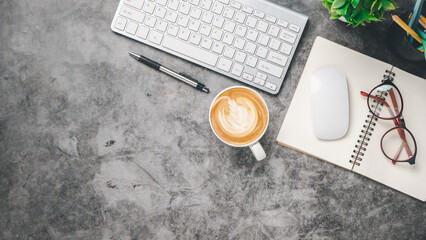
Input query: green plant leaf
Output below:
<box><xmin>351</xmin><ymin>0</ymin><xmax>360</xmax><ymax>8</ymax></box>
<box><xmin>370</xmin><ymin>0</ymin><xmax>378</xmax><ymax>12</ymax></box>
<box><xmin>381</xmin><ymin>0</ymin><xmax>396</xmax><ymax>11</ymax></box>
<box><xmin>330</xmin><ymin>12</ymin><xmax>342</xmax><ymax>19</ymax></box>
<box><xmin>335</xmin><ymin>2</ymin><xmax>351</xmax><ymax>15</ymax></box>
<box><xmin>332</xmin><ymin>0</ymin><xmax>347</xmax><ymax>9</ymax></box>
<box><xmin>322</xmin><ymin>0</ymin><xmax>333</xmax><ymax>11</ymax></box>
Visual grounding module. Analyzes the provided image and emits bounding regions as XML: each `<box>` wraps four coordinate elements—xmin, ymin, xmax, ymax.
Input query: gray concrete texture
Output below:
<box><xmin>1</xmin><ymin>0</ymin><xmax>426</xmax><ymax>239</ymax></box>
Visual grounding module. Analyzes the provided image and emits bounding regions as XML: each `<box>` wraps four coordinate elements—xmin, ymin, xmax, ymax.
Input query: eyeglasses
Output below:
<box><xmin>360</xmin><ymin>74</ymin><xmax>417</xmax><ymax>165</ymax></box>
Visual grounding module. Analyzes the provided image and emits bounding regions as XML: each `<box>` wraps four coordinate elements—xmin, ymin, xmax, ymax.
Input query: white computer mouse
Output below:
<box><xmin>311</xmin><ymin>67</ymin><xmax>349</xmax><ymax>140</ymax></box>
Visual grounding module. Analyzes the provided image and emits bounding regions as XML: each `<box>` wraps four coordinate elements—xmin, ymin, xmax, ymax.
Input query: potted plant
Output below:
<box><xmin>321</xmin><ymin>0</ymin><xmax>398</xmax><ymax>27</ymax></box>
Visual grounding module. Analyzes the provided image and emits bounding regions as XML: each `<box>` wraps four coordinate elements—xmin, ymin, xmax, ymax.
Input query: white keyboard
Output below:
<box><xmin>111</xmin><ymin>0</ymin><xmax>308</xmax><ymax>94</ymax></box>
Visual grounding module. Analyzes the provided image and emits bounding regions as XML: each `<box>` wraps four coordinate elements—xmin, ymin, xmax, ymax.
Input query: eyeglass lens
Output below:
<box><xmin>368</xmin><ymin>84</ymin><xmax>402</xmax><ymax>119</ymax></box>
<box><xmin>382</xmin><ymin>128</ymin><xmax>416</xmax><ymax>161</ymax></box>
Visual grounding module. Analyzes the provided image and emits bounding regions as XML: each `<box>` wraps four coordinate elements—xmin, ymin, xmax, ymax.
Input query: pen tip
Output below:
<box><xmin>203</xmin><ymin>87</ymin><xmax>210</xmax><ymax>93</ymax></box>
<box><xmin>128</xmin><ymin>51</ymin><xmax>139</xmax><ymax>59</ymax></box>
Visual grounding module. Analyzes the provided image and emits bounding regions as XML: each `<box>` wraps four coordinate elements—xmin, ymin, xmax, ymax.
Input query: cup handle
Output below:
<box><xmin>249</xmin><ymin>142</ymin><xmax>266</xmax><ymax>161</ymax></box>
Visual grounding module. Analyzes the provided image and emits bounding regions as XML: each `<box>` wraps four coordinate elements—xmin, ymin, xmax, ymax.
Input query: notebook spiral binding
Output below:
<box><xmin>349</xmin><ymin>69</ymin><xmax>395</xmax><ymax>167</ymax></box>
<box><xmin>350</xmin><ymin>114</ymin><xmax>379</xmax><ymax>166</ymax></box>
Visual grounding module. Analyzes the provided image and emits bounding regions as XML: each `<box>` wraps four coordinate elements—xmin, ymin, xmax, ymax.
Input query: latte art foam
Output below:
<box><xmin>210</xmin><ymin>88</ymin><xmax>268</xmax><ymax>146</ymax></box>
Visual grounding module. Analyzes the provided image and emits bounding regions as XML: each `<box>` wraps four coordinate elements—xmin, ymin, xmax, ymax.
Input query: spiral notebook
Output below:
<box><xmin>277</xmin><ymin>37</ymin><xmax>426</xmax><ymax>201</ymax></box>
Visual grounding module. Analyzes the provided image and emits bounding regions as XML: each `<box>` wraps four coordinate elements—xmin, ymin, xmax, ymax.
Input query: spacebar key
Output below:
<box><xmin>162</xmin><ymin>36</ymin><xmax>218</xmax><ymax>66</ymax></box>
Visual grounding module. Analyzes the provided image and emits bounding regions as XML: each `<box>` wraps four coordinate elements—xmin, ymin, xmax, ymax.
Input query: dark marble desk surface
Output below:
<box><xmin>1</xmin><ymin>0</ymin><xmax>425</xmax><ymax>239</ymax></box>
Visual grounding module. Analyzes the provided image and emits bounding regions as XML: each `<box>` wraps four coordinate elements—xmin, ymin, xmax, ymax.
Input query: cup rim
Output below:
<box><xmin>209</xmin><ymin>86</ymin><xmax>269</xmax><ymax>148</ymax></box>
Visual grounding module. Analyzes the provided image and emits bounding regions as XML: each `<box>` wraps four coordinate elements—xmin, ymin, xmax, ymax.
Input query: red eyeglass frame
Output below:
<box><xmin>360</xmin><ymin>77</ymin><xmax>417</xmax><ymax>165</ymax></box>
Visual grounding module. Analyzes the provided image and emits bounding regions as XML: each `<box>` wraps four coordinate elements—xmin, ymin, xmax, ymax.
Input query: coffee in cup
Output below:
<box><xmin>209</xmin><ymin>86</ymin><xmax>269</xmax><ymax>160</ymax></box>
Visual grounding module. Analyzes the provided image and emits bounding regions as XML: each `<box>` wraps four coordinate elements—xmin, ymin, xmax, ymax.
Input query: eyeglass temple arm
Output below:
<box><xmin>388</xmin><ymin>88</ymin><xmax>400</xmax><ymax>117</ymax></box>
<box><xmin>360</xmin><ymin>91</ymin><xmax>413</xmax><ymax>161</ymax></box>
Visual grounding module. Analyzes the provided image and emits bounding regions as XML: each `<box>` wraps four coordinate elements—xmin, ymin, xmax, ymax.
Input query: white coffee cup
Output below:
<box><xmin>209</xmin><ymin>86</ymin><xmax>269</xmax><ymax>161</ymax></box>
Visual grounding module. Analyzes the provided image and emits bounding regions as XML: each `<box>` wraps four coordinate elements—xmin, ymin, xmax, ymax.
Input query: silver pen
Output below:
<box><xmin>128</xmin><ymin>51</ymin><xmax>209</xmax><ymax>93</ymax></box>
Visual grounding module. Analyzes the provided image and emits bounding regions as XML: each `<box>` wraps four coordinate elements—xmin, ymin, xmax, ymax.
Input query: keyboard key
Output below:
<box><xmin>256</xmin><ymin>72</ymin><xmax>267</xmax><ymax>80</ymax></box>
<box><xmin>254</xmin><ymin>77</ymin><xmax>265</xmax><ymax>86</ymax></box>
<box><xmin>156</xmin><ymin>20</ymin><xmax>168</xmax><ymax>32</ymax></box>
<box><xmin>177</xmin><ymin>15</ymin><xmax>189</xmax><ymax>27</ymax></box>
<box><xmin>219</xmin><ymin>0</ymin><xmax>230</xmax><ymax>4</ymax></box>
<box><xmin>289</xmin><ymin>24</ymin><xmax>300</xmax><ymax>32</ymax></box>
<box><xmin>200</xmin><ymin>24</ymin><xmax>212</xmax><ymax>36</ymax></box>
<box><xmin>245</xmin><ymin>42</ymin><xmax>257</xmax><ymax>54</ymax></box>
<box><xmin>201</xmin><ymin>11</ymin><xmax>214</xmax><ymax>23</ymax></box>
<box><xmin>254</xmin><ymin>10</ymin><xmax>265</xmax><ymax>18</ymax></box>
<box><xmin>247</xmin><ymin>29</ymin><xmax>258</xmax><ymax>41</ymax></box>
<box><xmin>242</xmin><ymin>72</ymin><xmax>254</xmax><ymax>81</ymax></box>
<box><xmin>269</xmin><ymin>39</ymin><xmax>281</xmax><ymax>51</ymax></box>
<box><xmin>217</xmin><ymin>57</ymin><xmax>233</xmax><ymax>72</ymax></box>
<box><xmin>211</xmin><ymin>29</ymin><xmax>223</xmax><ymax>40</ymax></box>
<box><xmin>258</xmin><ymin>60</ymin><xmax>283</xmax><ymax>78</ymax></box>
<box><xmin>246</xmin><ymin>16</ymin><xmax>257</xmax><ymax>28</ymax></box>
<box><xmin>163</xmin><ymin>36</ymin><xmax>218</xmax><ymax>66</ymax></box>
<box><xmin>268</xmin><ymin>25</ymin><xmax>280</xmax><ymax>37</ymax></box>
<box><xmin>126</xmin><ymin>22</ymin><xmax>139</xmax><ymax>36</ymax></box>
<box><xmin>179</xmin><ymin>2</ymin><xmax>191</xmax><ymax>14</ymax></box>
<box><xmin>223</xmin><ymin>46</ymin><xmax>235</xmax><ymax>58</ymax></box>
<box><xmin>115</xmin><ymin>17</ymin><xmax>127</xmax><ymax>30</ymax></box>
<box><xmin>148</xmin><ymin>30</ymin><xmax>163</xmax><ymax>44</ymax></box>
<box><xmin>200</xmin><ymin>38</ymin><xmax>213</xmax><ymax>49</ymax></box>
<box><xmin>165</xmin><ymin>11</ymin><xmax>178</xmax><ymax>22</ymax></box>
<box><xmin>213</xmin><ymin>16</ymin><xmax>225</xmax><ymax>28</ymax></box>
<box><xmin>235</xmin><ymin>51</ymin><xmax>246</xmax><ymax>63</ymax></box>
<box><xmin>277</xmin><ymin>19</ymin><xmax>288</xmax><ymax>28</ymax></box>
<box><xmin>136</xmin><ymin>25</ymin><xmax>150</xmax><ymax>39</ymax></box>
<box><xmin>167</xmin><ymin>25</ymin><xmax>179</xmax><ymax>36</ymax></box>
<box><xmin>265</xmin><ymin>82</ymin><xmax>277</xmax><ymax>91</ymax></box>
<box><xmin>268</xmin><ymin>51</ymin><xmax>288</xmax><ymax>67</ymax></box>
<box><xmin>231</xmin><ymin>63</ymin><xmax>244</xmax><ymax>76</ymax></box>
<box><xmin>230</xmin><ymin>1</ymin><xmax>241</xmax><ymax>9</ymax></box>
<box><xmin>189</xmin><ymin>33</ymin><xmax>202</xmax><ymax>45</ymax></box>
<box><xmin>224</xmin><ymin>21</ymin><xmax>236</xmax><ymax>32</ymax></box>
<box><xmin>190</xmin><ymin>8</ymin><xmax>202</xmax><ymax>19</ymax></box>
<box><xmin>234</xmin><ymin>12</ymin><xmax>246</xmax><ymax>24</ymax></box>
<box><xmin>120</xmin><ymin>6</ymin><xmax>145</xmax><ymax>23</ymax></box>
<box><xmin>212</xmin><ymin>2</ymin><xmax>224</xmax><ymax>14</ymax></box>
<box><xmin>123</xmin><ymin>0</ymin><xmax>144</xmax><ymax>9</ymax></box>
<box><xmin>280</xmin><ymin>42</ymin><xmax>292</xmax><ymax>55</ymax></box>
<box><xmin>235</xmin><ymin>25</ymin><xmax>247</xmax><ymax>37</ymax></box>
<box><xmin>256</xmin><ymin>20</ymin><xmax>268</xmax><ymax>33</ymax></box>
<box><xmin>200</xmin><ymin>0</ymin><xmax>213</xmax><ymax>10</ymax></box>
<box><xmin>178</xmin><ymin>28</ymin><xmax>191</xmax><ymax>40</ymax></box>
<box><xmin>189</xmin><ymin>19</ymin><xmax>201</xmax><ymax>31</ymax></box>
<box><xmin>212</xmin><ymin>42</ymin><xmax>224</xmax><ymax>54</ymax></box>
<box><xmin>265</xmin><ymin>15</ymin><xmax>276</xmax><ymax>23</ymax></box>
<box><xmin>145</xmin><ymin>16</ymin><xmax>157</xmax><ymax>28</ymax></box>
<box><xmin>233</xmin><ymin>38</ymin><xmax>245</xmax><ymax>49</ymax></box>
<box><xmin>223</xmin><ymin>7</ymin><xmax>235</xmax><ymax>19</ymax></box>
<box><xmin>279</xmin><ymin>29</ymin><xmax>297</xmax><ymax>44</ymax></box>
<box><xmin>154</xmin><ymin>7</ymin><xmax>166</xmax><ymax>18</ymax></box>
<box><xmin>246</xmin><ymin>56</ymin><xmax>258</xmax><ymax>67</ymax></box>
<box><xmin>223</xmin><ymin>33</ymin><xmax>234</xmax><ymax>45</ymax></box>
<box><xmin>258</xmin><ymin>34</ymin><xmax>270</xmax><ymax>46</ymax></box>
<box><xmin>168</xmin><ymin>0</ymin><xmax>180</xmax><ymax>10</ymax></box>
<box><xmin>242</xmin><ymin>5</ymin><xmax>253</xmax><ymax>14</ymax></box>
<box><xmin>143</xmin><ymin>2</ymin><xmax>155</xmax><ymax>14</ymax></box>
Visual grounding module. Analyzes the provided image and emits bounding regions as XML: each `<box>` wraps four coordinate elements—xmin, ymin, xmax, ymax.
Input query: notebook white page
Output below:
<box><xmin>277</xmin><ymin>37</ymin><xmax>426</xmax><ymax>201</ymax></box>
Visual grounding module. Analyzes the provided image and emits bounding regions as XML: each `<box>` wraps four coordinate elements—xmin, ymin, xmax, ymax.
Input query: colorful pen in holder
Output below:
<box><xmin>387</xmin><ymin>1</ymin><xmax>426</xmax><ymax>62</ymax></box>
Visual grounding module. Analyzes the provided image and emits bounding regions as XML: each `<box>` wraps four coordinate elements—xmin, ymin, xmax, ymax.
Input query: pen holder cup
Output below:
<box><xmin>386</xmin><ymin>10</ymin><xmax>425</xmax><ymax>62</ymax></box>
